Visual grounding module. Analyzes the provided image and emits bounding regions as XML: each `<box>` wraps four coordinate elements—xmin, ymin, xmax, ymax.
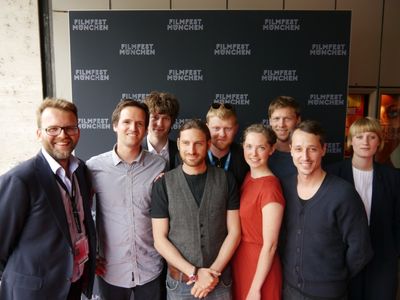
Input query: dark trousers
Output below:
<box><xmin>98</xmin><ymin>274</ymin><xmax>164</xmax><ymax>300</ymax></box>
<box><xmin>283</xmin><ymin>281</ymin><xmax>347</xmax><ymax>300</ymax></box>
<box><xmin>67</xmin><ymin>278</ymin><xmax>83</xmax><ymax>300</ymax></box>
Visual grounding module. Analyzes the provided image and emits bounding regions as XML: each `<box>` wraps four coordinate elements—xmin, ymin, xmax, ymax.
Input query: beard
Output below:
<box><xmin>42</xmin><ymin>139</ymin><xmax>76</xmax><ymax>162</ymax></box>
<box><xmin>181</xmin><ymin>155</ymin><xmax>205</xmax><ymax>168</ymax></box>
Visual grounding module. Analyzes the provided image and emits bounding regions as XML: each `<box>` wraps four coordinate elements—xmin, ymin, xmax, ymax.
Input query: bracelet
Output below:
<box><xmin>188</xmin><ymin>266</ymin><xmax>198</xmax><ymax>282</ymax></box>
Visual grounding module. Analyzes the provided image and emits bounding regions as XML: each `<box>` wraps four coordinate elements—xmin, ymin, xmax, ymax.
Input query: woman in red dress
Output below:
<box><xmin>232</xmin><ymin>124</ymin><xmax>285</xmax><ymax>300</ymax></box>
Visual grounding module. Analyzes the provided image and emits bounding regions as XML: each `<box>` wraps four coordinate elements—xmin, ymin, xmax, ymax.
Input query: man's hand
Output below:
<box><xmin>189</xmin><ymin>268</ymin><xmax>220</xmax><ymax>298</ymax></box>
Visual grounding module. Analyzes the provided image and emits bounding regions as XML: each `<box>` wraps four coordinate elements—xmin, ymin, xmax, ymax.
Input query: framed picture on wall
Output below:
<box><xmin>376</xmin><ymin>93</ymin><xmax>400</xmax><ymax>168</ymax></box>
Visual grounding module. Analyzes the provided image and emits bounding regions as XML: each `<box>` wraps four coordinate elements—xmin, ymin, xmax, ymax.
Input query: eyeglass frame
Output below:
<box><xmin>42</xmin><ymin>126</ymin><xmax>80</xmax><ymax>136</ymax></box>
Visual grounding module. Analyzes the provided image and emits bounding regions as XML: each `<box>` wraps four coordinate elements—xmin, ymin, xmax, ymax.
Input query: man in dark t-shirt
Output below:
<box><xmin>268</xmin><ymin>96</ymin><xmax>301</xmax><ymax>180</ymax></box>
<box><xmin>151</xmin><ymin>119</ymin><xmax>240</xmax><ymax>300</ymax></box>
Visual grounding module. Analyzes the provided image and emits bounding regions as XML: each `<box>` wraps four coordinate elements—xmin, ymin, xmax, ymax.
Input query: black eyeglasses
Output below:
<box><xmin>211</xmin><ymin>103</ymin><xmax>235</xmax><ymax>111</ymax></box>
<box><xmin>43</xmin><ymin>126</ymin><xmax>79</xmax><ymax>136</ymax></box>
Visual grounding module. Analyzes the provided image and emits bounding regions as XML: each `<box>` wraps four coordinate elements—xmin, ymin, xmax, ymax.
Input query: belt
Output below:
<box><xmin>168</xmin><ymin>265</ymin><xmax>190</xmax><ymax>282</ymax></box>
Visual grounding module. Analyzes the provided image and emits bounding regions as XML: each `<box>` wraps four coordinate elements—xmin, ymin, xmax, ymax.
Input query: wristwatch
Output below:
<box><xmin>188</xmin><ymin>266</ymin><xmax>198</xmax><ymax>282</ymax></box>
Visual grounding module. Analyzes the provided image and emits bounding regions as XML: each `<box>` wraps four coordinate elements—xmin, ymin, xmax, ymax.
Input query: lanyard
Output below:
<box><xmin>55</xmin><ymin>175</ymin><xmax>82</xmax><ymax>234</ymax></box>
<box><xmin>208</xmin><ymin>150</ymin><xmax>231</xmax><ymax>172</ymax></box>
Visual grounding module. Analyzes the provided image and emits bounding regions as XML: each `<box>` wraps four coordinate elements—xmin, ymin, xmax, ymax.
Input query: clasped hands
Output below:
<box><xmin>187</xmin><ymin>268</ymin><xmax>221</xmax><ymax>299</ymax></box>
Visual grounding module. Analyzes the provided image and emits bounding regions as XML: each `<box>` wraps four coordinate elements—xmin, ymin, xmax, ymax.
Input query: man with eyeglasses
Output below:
<box><xmin>0</xmin><ymin>98</ymin><xmax>97</xmax><ymax>300</ymax></box>
<box><xmin>206</xmin><ymin>103</ymin><xmax>248</xmax><ymax>185</ymax></box>
<box><xmin>86</xmin><ymin>99</ymin><xmax>166</xmax><ymax>300</ymax></box>
<box><xmin>268</xmin><ymin>96</ymin><xmax>301</xmax><ymax>180</ymax></box>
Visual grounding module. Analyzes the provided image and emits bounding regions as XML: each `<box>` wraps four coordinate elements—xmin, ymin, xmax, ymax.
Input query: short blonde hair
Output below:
<box><xmin>347</xmin><ymin>117</ymin><xmax>384</xmax><ymax>152</ymax></box>
<box><xmin>36</xmin><ymin>97</ymin><xmax>78</xmax><ymax>128</ymax></box>
<box><xmin>268</xmin><ymin>96</ymin><xmax>300</xmax><ymax>119</ymax></box>
<box><xmin>206</xmin><ymin>103</ymin><xmax>237</xmax><ymax>123</ymax></box>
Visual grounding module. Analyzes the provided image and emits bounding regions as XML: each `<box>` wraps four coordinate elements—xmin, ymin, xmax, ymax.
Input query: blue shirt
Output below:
<box><xmin>87</xmin><ymin>146</ymin><xmax>166</xmax><ymax>288</ymax></box>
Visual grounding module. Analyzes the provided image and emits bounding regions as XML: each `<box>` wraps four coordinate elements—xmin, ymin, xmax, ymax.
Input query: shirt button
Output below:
<box><xmin>296</xmin><ymin>247</ymin><xmax>300</xmax><ymax>253</ymax></box>
<box><xmin>297</xmin><ymin>283</ymin><xmax>301</xmax><ymax>288</ymax></box>
<box><xmin>297</xmin><ymin>229</ymin><xmax>301</xmax><ymax>234</ymax></box>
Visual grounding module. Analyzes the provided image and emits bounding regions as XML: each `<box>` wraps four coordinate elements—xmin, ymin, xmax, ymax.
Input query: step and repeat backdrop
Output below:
<box><xmin>70</xmin><ymin>10</ymin><xmax>351</xmax><ymax>164</ymax></box>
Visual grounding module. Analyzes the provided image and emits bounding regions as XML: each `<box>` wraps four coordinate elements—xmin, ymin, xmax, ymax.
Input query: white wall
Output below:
<box><xmin>0</xmin><ymin>0</ymin><xmax>43</xmax><ymax>174</ymax></box>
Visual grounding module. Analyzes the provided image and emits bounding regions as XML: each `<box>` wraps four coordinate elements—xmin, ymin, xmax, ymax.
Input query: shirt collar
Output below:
<box><xmin>146</xmin><ymin>135</ymin><xmax>169</xmax><ymax>154</ymax></box>
<box><xmin>112</xmin><ymin>144</ymin><xmax>145</xmax><ymax>166</ymax></box>
<box><xmin>41</xmin><ymin>148</ymin><xmax>79</xmax><ymax>177</ymax></box>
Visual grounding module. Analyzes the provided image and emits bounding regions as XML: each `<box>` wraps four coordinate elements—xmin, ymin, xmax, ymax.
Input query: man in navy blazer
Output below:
<box><xmin>0</xmin><ymin>98</ymin><xmax>96</xmax><ymax>300</ymax></box>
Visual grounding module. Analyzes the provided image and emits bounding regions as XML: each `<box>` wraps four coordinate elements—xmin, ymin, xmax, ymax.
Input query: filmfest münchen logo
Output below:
<box><xmin>215</xmin><ymin>94</ymin><xmax>250</xmax><ymax>105</ymax></box>
<box><xmin>308</xmin><ymin>94</ymin><xmax>345</xmax><ymax>106</ymax></box>
<box><xmin>119</xmin><ymin>44</ymin><xmax>155</xmax><ymax>56</ymax></box>
<box><xmin>167</xmin><ymin>70</ymin><xmax>203</xmax><ymax>81</ymax></box>
<box><xmin>79</xmin><ymin>118</ymin><xmax>111</xmax><ymax>130</ymax></box>
<box><xmin>310</xmin><ymin>44</ymin><xmax>347</xmax><ymax>56</ymax></box>
<box><xmin>74</xmin><ymin>69</ymin><xmax>109</xmax><ymax>81</ymax></box>
<box><xmin>263</xmin><ymin>19</ymin><xmax>300</xmax><ymax>31</ymax></box>
<box><xmin>172</xmin><ymin>118</ymin><xmax>195</xmax><ymax>130</ymax></box>
<box><xmin>167</xmin><ymin>19</ymin><xmax>204</xmax><ymax>31</ymax></box>
<box><xmin>72</xmin><ymin>19</ymin><xmax>109</xmax><ymax>31</ymax></box>
<box><xmin>326</xmin><ymin>142</ymin><xmax>342</xmax><ymax>154</ymax></box>
<box><xmin>261</xmin><ymin>70</ymin><xmax>298</xmax><ymax>82</ymax></box>
<box><xmin>121</xmin><ymin>93</ymin><xmax>149</xmax><ymax>101</ymax></box>
<box><xmin>214</xmin><ymin>44</ymin><xmax>251</xmax><ymax>56</ymax></box>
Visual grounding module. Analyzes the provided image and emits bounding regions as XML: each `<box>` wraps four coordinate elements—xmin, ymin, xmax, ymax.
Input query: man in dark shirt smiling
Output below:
<box><xmin>280</xmin><ymin>120</ymin><xmax>372</xmax><ymax>300</ymax></box>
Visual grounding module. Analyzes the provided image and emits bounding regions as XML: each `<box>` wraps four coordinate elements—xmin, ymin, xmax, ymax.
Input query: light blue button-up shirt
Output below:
<box><xmin>87</xmin><ymin>146</ymin><xmax>166</xmax><ymax>288</ymax></box>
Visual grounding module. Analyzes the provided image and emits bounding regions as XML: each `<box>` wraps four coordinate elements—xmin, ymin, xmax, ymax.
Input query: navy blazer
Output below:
<box><xmin>142</xmin><ymin>137</ymin><xmax>178</xmax><ymax>170</ymax></box>
<box><xmin>326</xmin><ymin>160</ymin><xmax>400</xmax><ymax>299</ymax></box>
<box><xmin>0</xmin><ymin>152</ymin><xmax>96</xmax><ymax>300</ymax></box>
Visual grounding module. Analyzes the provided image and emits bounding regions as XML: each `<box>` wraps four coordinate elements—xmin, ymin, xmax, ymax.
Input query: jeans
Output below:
<box><xmin>166</xmin><ymin>273</ymin><xmax>232</xmax><ymax>300</ymax></box>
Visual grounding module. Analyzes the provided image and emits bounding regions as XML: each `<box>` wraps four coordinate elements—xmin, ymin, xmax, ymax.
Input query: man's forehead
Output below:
<box><xmin>208</xmin><ymin>116</ymin><xmax>237</xmax><ymax>126</ymax></box>
<box><xmin>151</xmin><ymin>112</ymin><xmax>170</xmax><ymax>118</ymax></box>
<box><xmin>270</xmin><ymin>107</ymin><xmax>297</xmax><ymax>117</ymax></box>
<box><xmin>180</xmin><ymin>128</ymin><xmax>206</xmax><ymax>138</ymax></box>
<box><xmin>120</xmin><ymin>107</ymin><xmax>146</xmax><ymax>119</ymax></box>
<box><xmin>41</xmin><ymin>108</ymin><xmax>77</xmax><ymax>122</ymax></box>
<box><xmin>292</xmin><ymin>130</ymin><xmax>321</xmax><ymax>144</ymax></box>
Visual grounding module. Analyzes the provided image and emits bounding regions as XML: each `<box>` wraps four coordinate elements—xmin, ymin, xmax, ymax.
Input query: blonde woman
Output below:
<box><xmin>327</xmin><ymin>117</ymin><xmax>400</xmax><ymax>300</ymax></box>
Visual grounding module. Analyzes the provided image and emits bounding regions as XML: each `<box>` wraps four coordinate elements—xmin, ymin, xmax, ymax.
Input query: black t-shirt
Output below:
<box><xmin>151</xmin><ymin>167</ymin><xmax>240</xmax><ymax>218</ymax></box>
